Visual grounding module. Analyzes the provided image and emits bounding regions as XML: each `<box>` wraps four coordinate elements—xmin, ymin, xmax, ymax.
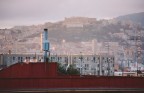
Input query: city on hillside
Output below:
<box><xmin>0</xmin><ymin>12</ymin><xmax>144</xmax><ymax>77</ymax></box>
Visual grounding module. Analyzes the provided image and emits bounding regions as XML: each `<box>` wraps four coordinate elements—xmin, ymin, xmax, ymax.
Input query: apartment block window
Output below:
<box><xmin>84</xmin><ymin>64</ymin><xmax>89</xmax><ymax>70</ymax></box>
<box><xmin>21</xmin><ymin>57</ymin><xmax>23</xmax><ymax>62</ymax></box>
<box><xmin>102</xmin><ymin>70</ymin><xmax>104</xmax><ymax>74</ymax></box>
<box><xmin>18</xmin><ymin>57</ymin><xmax>21</xmax><ymax>62</ymax></box>
<box><xmin>91</xmin><ymin>68</ymin><xmax>94</xmax><ymax>70</ymax></box>
<box><xmin>112</xmin><ymin>57</ymin><xmax>114</xmax><ymax>61</ymax></box>
<box><xmin>65</xmin><ymin>57</ymin><xmax>68</xmax><ymax>62</ymax></box>
<box><xmin>59</xmin><ymin>57</ymin><xmax>62</xmax><ymax>62</ymax></box>
<box><xmin>73</xmin><ymin>57</ymin><xmax>76</xmax><ymax>62</ymax></box>
<box><xmin>26</xmin><ymin>57</ymin><xmax>30</xmax><ymax>62</ymax></box>
<box><xmin>13</xmin><ymin>57</ymin><xmax>15</xmax><ymax>60</ymax></box>
<box><xmin>18</xmin><ymin>57</ymin><xmax>21</xmax><ymax>60</ymax></box>
<box><xmin>93</xmin><ymin>57</ymin><xmax>96</xmax><ymax>63</ymax></box>
<box><xmin>98</xmin><ymin>70</ymin><xmax>100</xmax><ymax>73</ymax></box>
<box><xmin>107</xmin><ymin>58</ymin><xmax>109</xmax><ymax>61</ymax></box>
<box><xmin>87</xmin><ymin>57</ymin><xmax>89</xmax><ymax>61</ymax></box>
<box><xmin>85</xmin><ymin>64</ymin><xmax>89</xmax><ymax>67</ymax></box>
<box><xmin>33</xmin><ymin>57</ymin><xmax>36</xmax><ymax>59</ymax></box>
<box><xmin>57</xmin><ymin>57</ymin><xmax>60</xmax><ymax>62</ymax></box>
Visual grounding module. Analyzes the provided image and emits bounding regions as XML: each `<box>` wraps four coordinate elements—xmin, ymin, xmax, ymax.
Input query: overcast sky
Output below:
<box><xmin>0</xmin><ymin>0</ymin><xmax>144</xmax><ymax>28</ymax></box>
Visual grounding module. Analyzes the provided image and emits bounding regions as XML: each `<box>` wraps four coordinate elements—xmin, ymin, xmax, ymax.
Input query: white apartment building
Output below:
<box><xmin>0</xmin><ymin>54</ymin><xmax>114</xmax><ymax>76</ymax></box>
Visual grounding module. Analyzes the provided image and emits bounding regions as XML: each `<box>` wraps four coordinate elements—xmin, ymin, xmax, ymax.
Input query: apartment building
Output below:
<box><xmin>0</xmin><ymin>54</ymin><xmax>114</xmax><ymax>76</ymax></box>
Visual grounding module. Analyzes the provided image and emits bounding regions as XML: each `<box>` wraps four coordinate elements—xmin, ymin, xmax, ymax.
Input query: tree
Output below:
<box><xmin>57</xmin><ymin>63</ymin><xmax>67</xmax><ymax>75</ymax></box>
<box><xmin>57</xmin><ymin>63</ymin><xmax>80</xmax><ymax>75</ymax></box>
<box><xmin>67</xmin><ymin>65</ymin><xmax>80</xmax><ymax>75</ymax></box>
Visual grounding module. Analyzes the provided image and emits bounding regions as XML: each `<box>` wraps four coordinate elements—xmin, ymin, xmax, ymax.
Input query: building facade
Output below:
<box><xmin>0</xmin><ymin>54</ymin><xmax>114</xmax><ymax>76</ymax></box>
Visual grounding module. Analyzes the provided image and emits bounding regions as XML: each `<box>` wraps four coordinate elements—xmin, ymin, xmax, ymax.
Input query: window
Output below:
<box><xmin>13</xmin><ymin>57</ymin><xmax>15</xmax><ymax>60</ymax></box>
<box><xmin>18</xmin><ymin>57</ymin><xmax>21</xmax><ymax>60</ymax></box>
<box><xmin>65</xmin><ymin>57</ymin><xmax>68</xmax><ymax>62</ymax></box>
<box><xmin>84</xmin><ymin>64</ymin><xmax>89</xmax><ymax>70</ymax></box>
<box><xmin>51</xmin><ymin>57</ymin><xmax>53</xmax><ymax>60</ymax></box>
<box><xmin>59</xmin><ymin>57</ymin><xmax>62</xmax><ymax>62</ymax></box>
<box><xmin>98</xmin><ymin>71</ymin><xmax>100</xmax><ymax>74</ymax></box>
<box><xmin>107</xmin><ymin>58</ymin><xmax>109</xmax><ymax>61</ymax></box>
<box><xmin>57</xmin><ymin>57</ymin><xmax>60</xmax><ymax>62</ymax></box>
<box><xmin>93</xmin><ymin>57</ymin><xmax>96</xmax><ymax>62</ymax></box>
<box><xmin>113</xmin><ymin>57</ymin><xmax>114</xmax><ymax>61</ymax></box>
<box><xmin>91</xmin><ymin>68</ymin><xmax>94</xmax><ymax>70</ymax></box>
<box><xmin>87</xmin><ymin>57</ymin><xmax>89</xmax><ymax>61</ymax></box>
<box><xmin>73</xmin><ymin>57</ymin><xmax>76</xmax><ymax>62</ymax></box>
<box><xmin>21</xmin><ymin>57</ymin><xmax>23</xmax><ymax>62</ymax></box>
<box><xmin>85</xmin><ymin>64</ymin><xmax>89</xmax><ymax>67</ymax></box>
<box><xmin>102</xmin><ymin>70</ymin><xmax>104</xmax><ymax>74</ymax></box>
<box><xmin>33</xmin><ymin>57</ymin><xmax>36</xmax><ymax>59</ymax></box>
<box><xmin>18</xmin><ymin>57</ymin><xmax>21</xmax><ymax>62</ymax></box>
<box><xmin>98</xmin><ymin>57</ymin><xmax>100</xmax><ymax>60</ymax></box>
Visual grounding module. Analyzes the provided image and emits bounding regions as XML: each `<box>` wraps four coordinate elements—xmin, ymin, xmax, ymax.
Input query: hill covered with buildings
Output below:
<box><xmin>0</xmin><ymin>13</ymin><xmax>144</xmax><ymax>66</ymax></box>
<box><xmin>115</xmin><ymin>12</ymin><xmax>144</xmax><ymax>27</ymax></box>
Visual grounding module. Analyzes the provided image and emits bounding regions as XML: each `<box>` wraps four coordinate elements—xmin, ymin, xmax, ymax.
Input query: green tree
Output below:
<box><xmin>57</xmin><ymin>63</ymin><xmax>67</xmax><ymax>75</ymax></box>
<box><xmin>57</xmin><ymin>63</ymin><xmax>80</xmax><ymax>75</ymax></box>
<box><xmin>67</xmin><ymin>65</ymin><xmax>80</xmax><ymax>75</ymax></box>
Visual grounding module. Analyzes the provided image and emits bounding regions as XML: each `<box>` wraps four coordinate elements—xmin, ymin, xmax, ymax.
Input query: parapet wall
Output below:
<box><xmin>0</xmin><ymin>62</ymin><xmax>58</xmax><ymax>78</ymax></box>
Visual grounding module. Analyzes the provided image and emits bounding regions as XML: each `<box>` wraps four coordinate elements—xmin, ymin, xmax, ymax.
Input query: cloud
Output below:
<box><xmin>0</xmin><ymin>0</ymin><xmax>144</xmax><ymax>28</ymax></box>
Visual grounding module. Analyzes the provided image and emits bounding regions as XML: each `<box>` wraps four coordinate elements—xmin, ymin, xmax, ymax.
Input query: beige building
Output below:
<box><xmin>63</xmin><ymin>17</ymin><xmax>96</xmax><ymax>28</ymax></box>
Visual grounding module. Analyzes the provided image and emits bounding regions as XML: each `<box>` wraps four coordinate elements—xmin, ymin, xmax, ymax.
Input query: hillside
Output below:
<box><xmin>115</xmin><ymin>12</ymin><xmax>144</xmax><ymax>27</ymax></box>
<box><xmin>0</xmin><ymin>13</ymin><xmax>144</xmax><ymax>55</ymax></box>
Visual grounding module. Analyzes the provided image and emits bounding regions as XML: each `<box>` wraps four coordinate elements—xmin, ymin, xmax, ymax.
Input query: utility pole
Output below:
<box><xmin>136</xmin><ymin>26</ymin><xmax>142</xmax><ymax>76</ymax></box>
<box><xmin>104</xmin><ymin>42</ymin><xmax>110</xmax><ymax>76</ymax></box>
<box><xmin>134</xmin><ymin>26</ymin><xmax>142</xmax><ymax>76</ymax></box>
<box><xmin>79</xmin><ymin>52</ymin><xmax>83</xmax><ymax>76</ymax></box>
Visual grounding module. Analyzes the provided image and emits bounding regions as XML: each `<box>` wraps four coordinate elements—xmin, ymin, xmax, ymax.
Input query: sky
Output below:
<box><xmin>0</xmin><ymin>0</ymin><xmax>144</xmax><ymax>28</ymax></box>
